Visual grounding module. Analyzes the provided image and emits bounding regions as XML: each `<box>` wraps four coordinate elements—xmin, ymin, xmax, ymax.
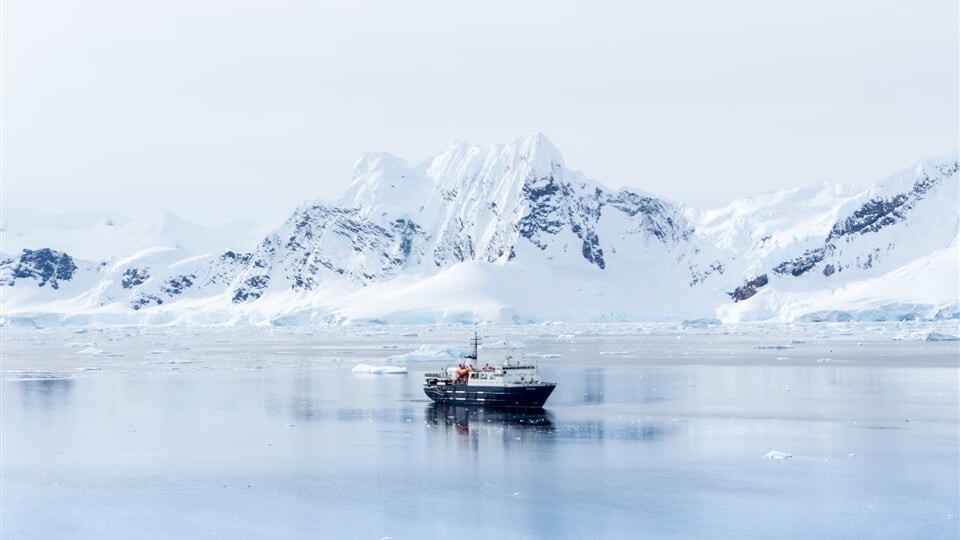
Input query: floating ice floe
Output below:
<box><xmin>926</xmin><ymin>332</ymin><xmax>960</xmax><ymax>341</ymax></box>
<box><xmin>76</xmin><ymin>345</ymin><xmax>121</xmax><ymax>357</ymax></box>
<box><xmin>765</xmin><ymin>450</ymin><xmax>793</xmax><ymax>460</ymax></box>
<box><xmin>754</xmin><ymin>344</ymin><xmax>793</xmax><ymax>350</ymax></box>
<box><xmin>352</xmin><ymin>364</ymin><xmax>408</xmax><ymax>375</ymax></box>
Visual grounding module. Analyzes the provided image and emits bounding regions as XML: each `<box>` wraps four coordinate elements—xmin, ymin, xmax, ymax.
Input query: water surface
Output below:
<box><xmin>3</xmin><ymin>324</ymin><xmax>958</xmax><ymax>539</ymax></box>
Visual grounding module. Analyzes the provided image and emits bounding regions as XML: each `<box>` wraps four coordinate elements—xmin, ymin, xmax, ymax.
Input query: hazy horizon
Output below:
<box><xmin>5</xmin><ymin>0</ymin><xmax>958</xmax><ymax>226</ymax></box>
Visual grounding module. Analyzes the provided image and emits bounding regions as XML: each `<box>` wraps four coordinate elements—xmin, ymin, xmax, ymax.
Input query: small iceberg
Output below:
<box><xmin>765</xmin><ymin>450</ymin><xmax>793</xmax><ymax>460</ymax></box>
<box><xmin>926</xmin><ymin>332</ymin><xmax>960</xmax><ymax>342</ymax></box>
<box><xmin>385</xmin><ymin>345</ymin><xmax>462</xmax><ymax>364</ymax></box>
<box><xmin>681</xmin><ymin>318</ymin><xmax>721</xmax><ymax>329</ymax></box>
<box><xmin>352</xmin><ymin>364</ymin><xmax>408</xmax><ymax>375</ymax></box>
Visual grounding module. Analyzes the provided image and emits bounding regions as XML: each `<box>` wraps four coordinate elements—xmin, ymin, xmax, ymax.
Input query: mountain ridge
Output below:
<box><xmin>3</xmin><ymin>134</ymin><xmax>958</xmax><ymax>325</ymax></box>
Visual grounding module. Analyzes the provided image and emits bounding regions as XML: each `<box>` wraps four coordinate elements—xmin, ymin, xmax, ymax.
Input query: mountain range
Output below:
<box><xmin>3</xmin><ymin>134</ymin><xmax>958</xmax><ymax>325</ymax></box>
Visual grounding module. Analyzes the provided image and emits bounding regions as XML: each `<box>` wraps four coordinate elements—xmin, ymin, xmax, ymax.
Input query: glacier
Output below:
<box><xmin>2</xmin><ymin>135</ymin><xmax>957</xmax><ymax>326</ymax></box>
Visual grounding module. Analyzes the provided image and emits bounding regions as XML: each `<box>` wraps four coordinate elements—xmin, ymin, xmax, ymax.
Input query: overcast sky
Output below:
<box><xmin>4</xmin><ymin>0</ymin><xmax>958</xmax><ymax>226</ymax></box>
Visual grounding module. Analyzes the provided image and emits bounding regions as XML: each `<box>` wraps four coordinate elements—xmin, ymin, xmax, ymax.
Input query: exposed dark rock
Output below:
<box><xmin>517</xmin><ymin>177</ymin><xmax>689</xmax><ymax>270</ymax></box>
<box><xmin>828</xmin><ymin>195</ymin><xmax>911</xmax><ymax>240</ymax></box>
<box><xmin>121</xmin><ymin>267</ymin><xmax>150</xmax><ymax>289</ymax></box>
<box><xmin>773</xmin><ymin>245</ymin><xmax>835</xmax><ymax>277</ymax></box>
<box><xmin>580</xmin><ymin>232</ymin><xmax>605</xmax><ymax>270</ymax></box>
<box><xmin>221</xmin><ymin>251</ymin><xmax>253</xmax><ymax>265</ymax></box>
<box><xmin>606</xmin><ymin>191</ymin><xmax>691</xmax><ymax>244</ymax></box>
<box><xmin>771</xmin><ymin>161</ymin><xmax>957</xmax><ymax>280</ymax></box>
<box><xmin>728</xmin><ymin>274</ymin><xmax>769</xmax><ymax>302</ymax></box>
<box><xmin>393</xmin><ymin>219</ymin><xmax>420</xmax><ymax>261</ymax></box>
<box><xmin>131</xmin><ymin>293</ymin><xmax>163</xmax><ymax>310</ymax></box>
<box><xmin>518</xmin><ymin>175</ymin><xmax>567</xmax><ymax>249</ymax></box>
<box><xmin>232</xmin><ymin>275</ymin><xmax>270</xmax><ymax>303</ymax></box>
<box><xmin>9</xmin><ymin>248</ymin><xmax>78</xmax><ymax>289</ymax></box>
<box><xmin>828</xmin><ymin>163</ymin><xmax>956</xmax><ymax>242</ymax></box>
<box><xmin>162</xmin><ymin>274</ymin><xmax>196</xmax><ymax>296</ymax></box>
<box><xmin>689</xmin><ymin>261</ymin><xmax>725</xmax><ymax>286</ymax></box>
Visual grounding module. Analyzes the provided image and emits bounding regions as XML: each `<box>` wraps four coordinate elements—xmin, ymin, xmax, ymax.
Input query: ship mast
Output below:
<box><xmin>465</xmin><ymin>330</ymin><xmax>480</xmax><ymax>361</ymax></box>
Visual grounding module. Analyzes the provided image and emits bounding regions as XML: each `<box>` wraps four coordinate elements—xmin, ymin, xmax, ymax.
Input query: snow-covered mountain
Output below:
<box><xmin>2</xmin><ymin>134</ymin><xmax>958</xmax><ymax>325</ymax></box>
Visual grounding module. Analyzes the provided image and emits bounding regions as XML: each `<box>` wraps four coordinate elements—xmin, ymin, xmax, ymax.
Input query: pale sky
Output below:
<box><xmin>4</xmin><ymin>0</ymin><xmax>958</xmax><ymax>226</ymax></box>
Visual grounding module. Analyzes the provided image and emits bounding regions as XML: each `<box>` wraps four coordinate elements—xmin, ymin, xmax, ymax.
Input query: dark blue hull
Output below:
<box><xmin>423</xmin><ymin>383</ymin><xmax>556</xmax><ymax>408</ymax></box>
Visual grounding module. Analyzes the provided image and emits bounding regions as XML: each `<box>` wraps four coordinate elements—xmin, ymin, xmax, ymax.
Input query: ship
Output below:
<box><xmin>422</xmin><ymin>333</ymin><xmax>557</xmax><ymax>408</ymax></box>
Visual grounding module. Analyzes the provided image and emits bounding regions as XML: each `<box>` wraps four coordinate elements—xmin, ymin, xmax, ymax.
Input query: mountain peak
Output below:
<box><xmin>350</xmin><ymin>151</ymin><xmax>409</xmax><ymax>179</ymax></box>
<box><xmin>503</xmin><ymin>132</ymin><xmax>565</xmax><ymax>173</ymax></box>
<box><xmin>340</xmin><ymin>151</ymin><xmax>432</xmax><ymax>218</ymax></box>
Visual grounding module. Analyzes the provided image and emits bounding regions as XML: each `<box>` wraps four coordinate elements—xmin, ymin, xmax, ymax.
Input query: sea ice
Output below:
<box><xmin>765</xmin><ymin>450</ymin><xmax>793</xmax><ymax>460</ymax></box>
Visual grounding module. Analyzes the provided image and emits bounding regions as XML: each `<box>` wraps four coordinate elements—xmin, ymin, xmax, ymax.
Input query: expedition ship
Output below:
<box><xmin>423</xmin><ymin>333</ymin><xmax>556</xmax><ymax>408</ymax></box>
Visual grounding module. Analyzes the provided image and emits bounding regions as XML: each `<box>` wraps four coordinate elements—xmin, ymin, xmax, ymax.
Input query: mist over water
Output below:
<box><xmin>3</xmin><ymin>323</ymin><xmax>958</xmax><ymax>539</ymax></box>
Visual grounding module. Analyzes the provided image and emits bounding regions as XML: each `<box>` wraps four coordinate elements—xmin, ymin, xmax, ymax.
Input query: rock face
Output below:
<box><xmin>2</xmin><ymin>248</ymin><xmax>78</xmax><ymax>289</ymax></box>
<box><xmin>224</xmin><ymin>133</ymin><xmax>692</xmax><ymax>300</ymax></box>
<box><xmin>0</xmin><ymin>135</ymin><xmax>957</xmax><ymax>323</ymax></box>
<box><xmin>729</xmin><ymin>275</ymin><xmax>769</xmax><ymax>302</ymax></box>
<box><xmin>773</xmin><ymin>160</ymin><xmax>959</xmax><ymax>279</ymax></box>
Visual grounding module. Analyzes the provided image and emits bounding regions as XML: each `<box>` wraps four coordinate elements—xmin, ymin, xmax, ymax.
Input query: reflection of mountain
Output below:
<box><xmin>425</xmin><ymin>404</ymin><xmax>554</xmax><ymax>437</ymax></box>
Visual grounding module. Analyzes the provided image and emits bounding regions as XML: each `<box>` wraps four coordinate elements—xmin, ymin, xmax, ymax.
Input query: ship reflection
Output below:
<box><xmin>425</xmin><ymin>403</ymin><xmax>554</xmax><ymax>437</ymax></box>
<box><xmin>17</xmin><ymin>374</ymin><xmax>74</xmax><ymax>412</ymax></box>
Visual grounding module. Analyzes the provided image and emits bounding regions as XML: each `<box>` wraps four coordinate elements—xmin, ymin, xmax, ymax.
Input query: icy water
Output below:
<box><xmin>2</xmin><ymin>323</ymin><xmax>958</xmax><ymax>539</ymax></box>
